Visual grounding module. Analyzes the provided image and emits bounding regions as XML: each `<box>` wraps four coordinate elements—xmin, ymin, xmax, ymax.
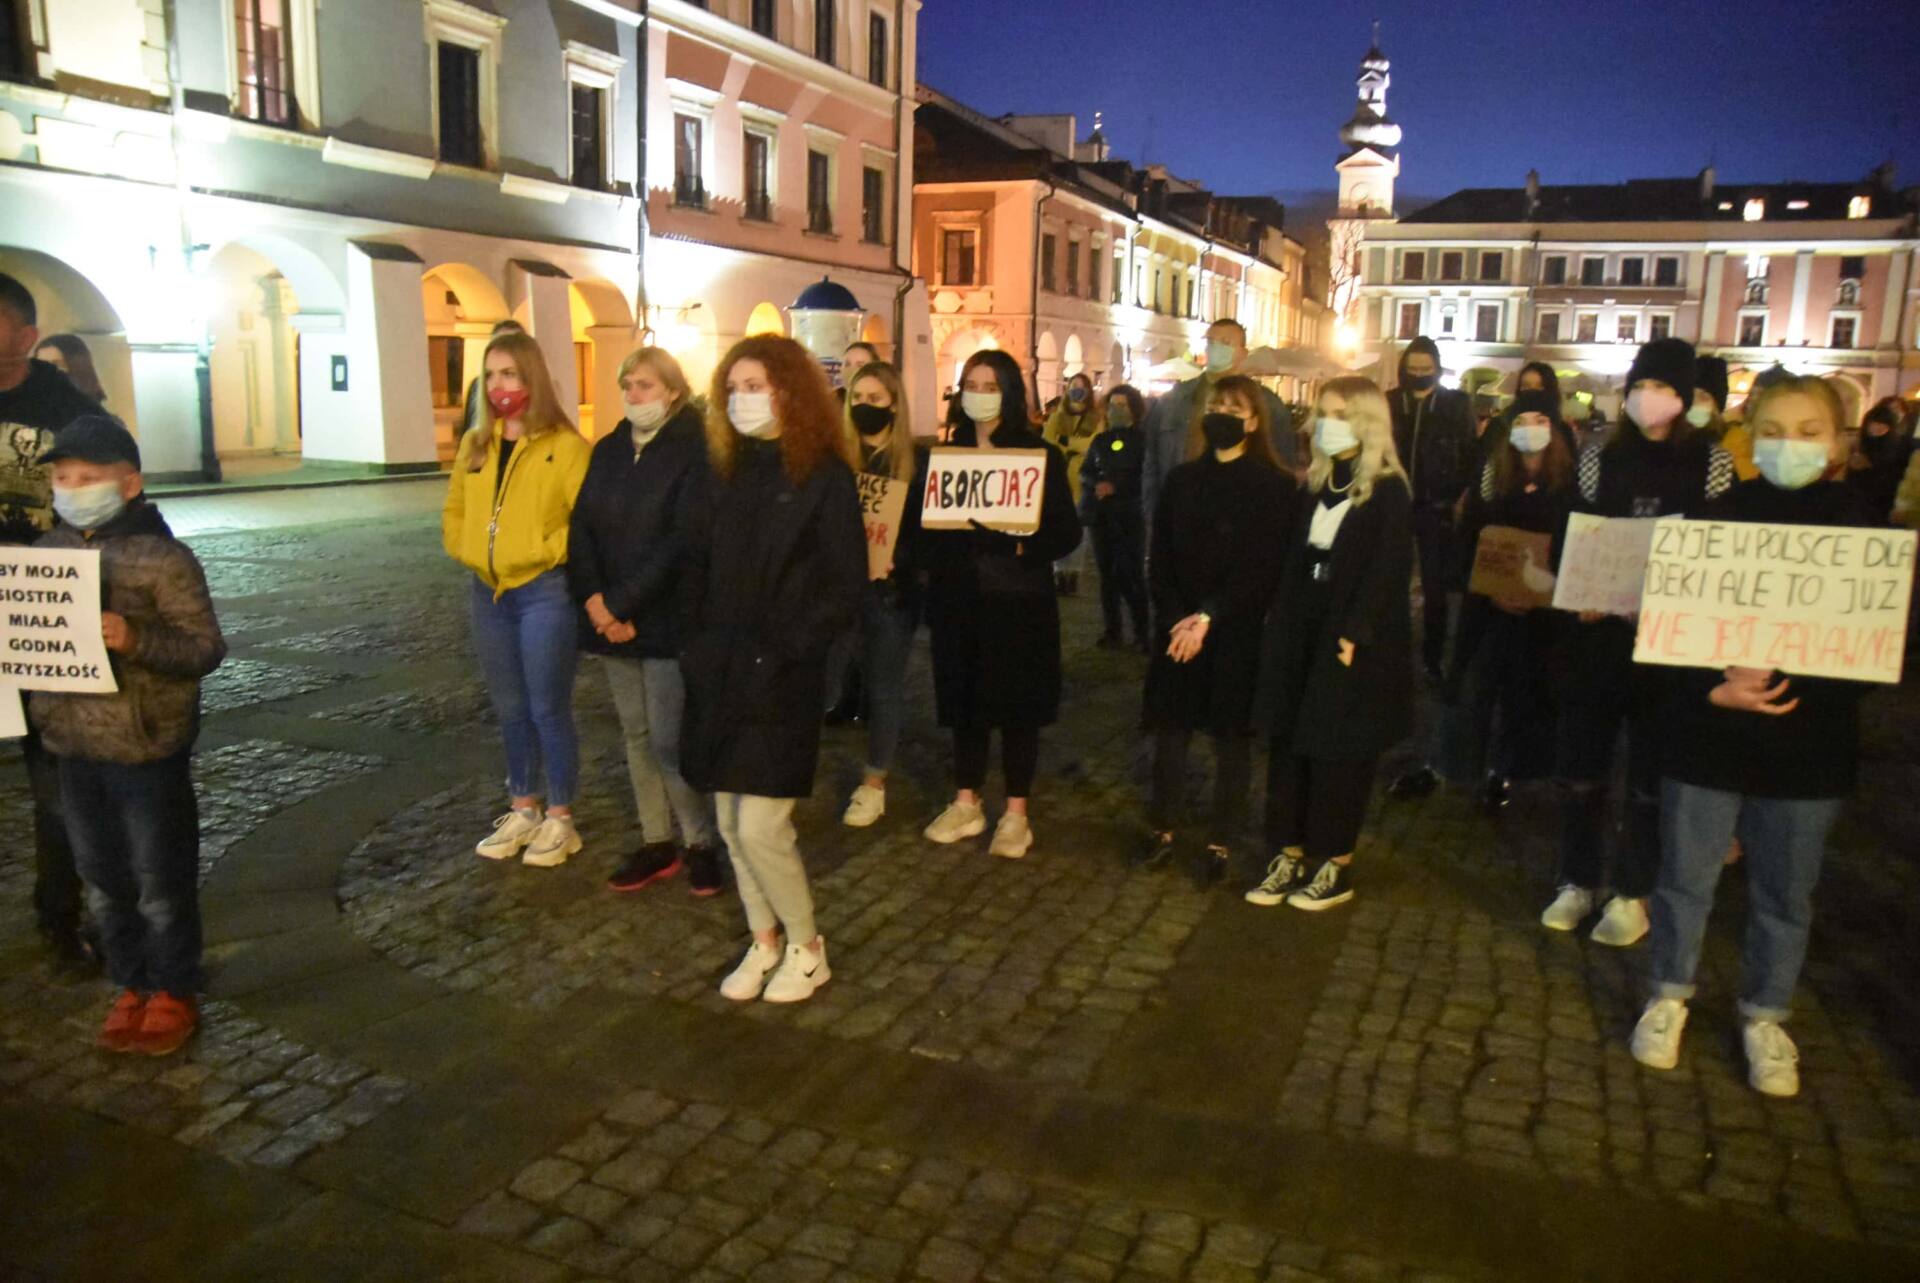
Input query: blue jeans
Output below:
<box><xmin>1650</xmin><ymin>779</ymin><xmax>1843</xmax><ymax>1022</ymax></box>
<box><xmin>60</xmin><ymin>750</ymin><xmax>201</xmax><ymax>995</ymax></box>
<box><xmin>860</xmin><ymin>586</ymin><xmax>917</xmax><ymax>776</ymax></box>
<box><xmin>471</xmin><ymin>571</ymin><xmax>580</xmax><ymax>807</ymax></box>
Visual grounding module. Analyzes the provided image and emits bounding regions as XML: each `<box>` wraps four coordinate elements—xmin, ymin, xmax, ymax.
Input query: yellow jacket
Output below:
<box><xmin>1718</xmin><ymin>422</ymin><xmax>1759</xmax><ymax>482</ymax></box>
<box><xmin>442</xmin><ymin>423</ymin><xmax>592</xmax><ymax>596</ymax></box>
<box><xmin>1045</xmin><ymin>400</ymin><xmax>1101</xmax><ymax>505</ymax></box>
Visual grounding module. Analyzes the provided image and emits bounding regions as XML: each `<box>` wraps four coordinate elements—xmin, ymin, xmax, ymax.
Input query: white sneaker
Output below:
<box><xmin>521</xmin><ymin>815</ymin><xmax>582</xmax><ymax>867</ymax></box>
<box><xmin>762</xmin><ymin>940</ymin><xmax>831</xmax><ymax>1003</ymax></box>
<box><xmin>1630</xmin><ymin>997</ymin><xmax>1688</xmax><ymax>1070</ymax></box>
<box><xmin>1540</xmin><ymin>885</ymin><xmax>1595</xmax><ymax>932</ymax></box>
<box><xmin>719</xmin><ymin>940</ymin><xmax>784</xmax><ymax>1002</ymax></box>
<box><xmin>923</xmin><ymin>800</ymin><xmax>987</xmax><ymax>844</ymax></box>
<box><xmin>1744</xmin><ymin>1020</ymin><xmax>1800</xmax><ymax>1097</ymax></box>
<box><xmin>842</xmin><ymin>784</ymin><xmax>886</xmax><ymax>828</ymax></box>
<box><xmin>1589</xmin><ymin>895</ymin><xmax>1649</xmax><ymax>947</ymax></box>
<box><xmin>988</xmin><ymin>813</ymin><xmax>1033</xmax><ymax>859</ymax></box>
<box><xmin>476</xmin><ymin>808</ymin><xmax>542</xmax><ymax>859</ymax></box>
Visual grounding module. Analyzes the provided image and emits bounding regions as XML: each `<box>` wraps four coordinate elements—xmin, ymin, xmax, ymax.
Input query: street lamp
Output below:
<box><xmin>786</xmin><ymin>277</ymin><xmax>866</xmax><ymax>378</ymax></box>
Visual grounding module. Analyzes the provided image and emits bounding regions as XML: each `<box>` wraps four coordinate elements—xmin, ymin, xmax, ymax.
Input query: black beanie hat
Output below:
<box><xmin>1509</xmin><ymin>389</ymin><xmax>1560</xmax><ymax>422</ymax></box>
<box><xmin>1626</xmin><ymin>337</ymin><xmax>1696</xmax><ymax>407</ymax></box>
<box><xmin>1694</xmin><ymin>356</ymin><xmax>1729</xmax><ymax>411</ymax></box>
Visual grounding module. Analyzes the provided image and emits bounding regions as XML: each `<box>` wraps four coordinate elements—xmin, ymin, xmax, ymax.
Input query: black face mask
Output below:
<box><xmin>849</xmin><ymin>403</ymin><xmax>895</xmax><ymax>437</ymax></box>
<box><xmin>1405</xmin><ymin>372</ymin><xmax>1437</xmax><ymax>392</ymax></box>
<box><xmin>1201</xmin><ymin>412</ymin><xmax>1248</xmax><ymax>451</ymax></box>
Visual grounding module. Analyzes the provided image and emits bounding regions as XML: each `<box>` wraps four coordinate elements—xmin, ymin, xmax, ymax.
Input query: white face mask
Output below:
<box><xmin>1205</xmin><ymin>340</ymin><xmax>1237</xmax><ymax>373</ymax></box>
<box><xmin>624</xmin><ymin>399</ymin><xmax>668</xmax><ymax>432</ymax></box>
<box><xmin>1626</xmin><ymin>386</ymin><xmax>1684</xmax><ymax>432</ymax></box>
<box><xmin>1684</xmin><ymin>402</ymin><xmax>1714</xmax><ymax>429</ymax></box>
<box><xmin>1314</xmin><ymin>416</ymin><xmax>1359</xmax><ymax>456</ymax></box>
<box><xmin>1509</xmin><ymin>422</ymin><xmax>1552</xmax><ymax>455</ymax></box>
<box><xmin>728</xmin><ymin>392</ymin><xmax>777</xmax><ymax>438</ymax></box>
<box><xmin>961</xmin><ymin>389</ymin><xmax>1003</xmax><ymax>424</ymax></box>
<box><xmin>1752</xmin><ymin>437</ymin><xmax>1831</xmax><ymax>490</ymax></box>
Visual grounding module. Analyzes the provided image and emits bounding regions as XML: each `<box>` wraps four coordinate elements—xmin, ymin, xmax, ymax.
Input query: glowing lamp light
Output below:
<box><xmin>1334</xmin><ymin>321</ymin><xmax>1360</xmax><ymax>353</ymax></box>
<box><xmin>786</xmin><ymin>277</ymin><xmax>867</xmax><ymax>369</ymax></box>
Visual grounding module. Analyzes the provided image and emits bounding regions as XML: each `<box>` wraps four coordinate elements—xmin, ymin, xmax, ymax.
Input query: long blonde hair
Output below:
<box><xmin>1309</xmin><ymin>376</ymin><xmax>1405</xmax><ymax>506</ymax></box>
<box><xmin>462</xmin><ymin>332</ymin><xmax>573</xmax><ymax>471</ymax></box>
<box><xmin>844</xmin><ymin>361</ymin><xmax>916</xmax><ymax>482</ymax></box>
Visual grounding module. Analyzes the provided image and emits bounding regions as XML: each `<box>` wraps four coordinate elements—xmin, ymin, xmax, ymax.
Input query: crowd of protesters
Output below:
<box><xmin>7</xmin><ymin>261</ymin><xmax>1918</xmax><ymax>1098</ymax></box>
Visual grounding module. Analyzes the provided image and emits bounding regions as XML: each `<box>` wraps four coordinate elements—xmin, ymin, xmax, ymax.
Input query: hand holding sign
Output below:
<box><xmin>1468</xmin><ymin>526</ymin><xmax>1555</xmax><ymax>611</ymax></box>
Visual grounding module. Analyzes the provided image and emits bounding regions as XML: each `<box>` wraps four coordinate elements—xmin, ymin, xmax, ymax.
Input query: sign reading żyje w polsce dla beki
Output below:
<box><xmin>920</xmin><ymin>448</ymin><xmax>1049</xmax><ymax>535</ymax></box>
<box><xmin>1632</xmin><ymin>518</ymin><xmax>1917</xmax><ymax>684</ymax></box>
<box><xmin>0</xmin><ymin>546</ymin><xmax>118</xmax><ymax>695</ymax></box>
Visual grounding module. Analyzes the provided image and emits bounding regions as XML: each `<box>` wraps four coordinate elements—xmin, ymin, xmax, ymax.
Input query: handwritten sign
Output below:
<box><xmin>1553</xmin><ymin>514</ymin><xmax>1657</xmax><ymax>617</ymax></box>
<box><xmin>1468</xmin><ymin>526</ymin><xmax>1556</xmax><ymax>608</ymax></box>
<box><xmin>1632</xmin><ymin>518</ymin><xmax>1917</xmax><ymax>684</ymax></box>
<box><xmin>857</xmin><ymin>474</ymin><xmax>908</xmax><ymax>580</ymax></box>
<box><xmin>921</xmin><ymin>448</ymin><xmax>1048</xmax><ymax>535</ymax></box>
<box><xmin>0</xmin><ymin>546</ymin><xmax>117</xmax><ymax>693</ymax></box>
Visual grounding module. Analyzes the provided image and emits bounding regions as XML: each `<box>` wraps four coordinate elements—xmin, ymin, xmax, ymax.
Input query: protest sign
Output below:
<box><xmin>1468</xmin><ymin>526</ymin><xmax>1556</xmax><ymax>608</ymax></box>
<box><xmin>0</xmin><ymin>546</ymin><xmax>117</xmax><ymax>693</ymax></box>
<box><xmin>0</xmin><ymin>688</ymin><xmax>23</xmax><ymax>739</ymax></box>
<box><xmin>1553</xmin><ymin>514</ymin><xmax>1658</xmax><ymax>616</ymax></box>
<box><xmin>921</xmin><ymin>448</ymin><xmax>1048</xmax><ymax>534</ymax></box>
<box><xmin>1632</xmin><ymin>518</ymin><xmax>1917</xmax><ymax>684</ymax></box>
<box><xmin>857</xmin><ymin>473</ymin><xmax>908</xmax><ymax>580</ymax></box>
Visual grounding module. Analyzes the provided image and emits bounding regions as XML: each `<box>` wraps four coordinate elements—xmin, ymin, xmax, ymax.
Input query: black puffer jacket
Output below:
<box><xmin>1389</xmin><ymin>339</ymin><xmax>1477</xmax><ymax>510</ymax></box>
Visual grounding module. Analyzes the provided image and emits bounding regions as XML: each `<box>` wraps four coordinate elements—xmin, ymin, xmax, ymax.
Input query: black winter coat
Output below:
<box><xmin>1257</xmin><ymin>474</ymin><xmax>1415</xmax><ymax>759</ymax></box>
<box><xmin>1389</xmin><ymin>386</ymin><xmax>1477</xmax><ymax>510</ymax></box>
<box><xmin>678</xmin><ymin>440</ymin><xmax>866</xmax><ymax>798</ymax></box>
<box><xmin>0</xmin><ymin>359</ymin><xmax>103</xmax><ymax>545</ymax></box>
<box><xmin>567</xmin><ymin>405</ymin><xmax>708</xmax><ymax>659</ymax></box>
<box><xmin>921</xmin><ymin>418</ymin><xmax>1083</xmax><ymax>729</ymax></box>
<box><xmin>1078</xmin><ymin>426</ymin><xmax>1146</xmax><ymax>521</ymax></box>
<box><xmin>1144</xmin><ymin>454</ymin><xmax>1297</xmax><ymax>733</ymax></box>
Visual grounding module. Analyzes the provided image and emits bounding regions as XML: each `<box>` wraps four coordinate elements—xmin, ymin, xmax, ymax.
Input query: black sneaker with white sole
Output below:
<box><xmin>1244</xmin><ymin>851</ymin><xmax>1307</xmax><ymax>906</ymax></box>
<box><xmin>1285</xmin><ymin>859</ymin><xmax>1355</xmax><ymax>911</ymax></box>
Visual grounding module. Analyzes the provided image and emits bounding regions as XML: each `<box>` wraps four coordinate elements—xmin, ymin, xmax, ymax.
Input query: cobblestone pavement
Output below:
<box><xmin>2</xmin><ymin>483</ymin><xmax>1917</xmax><ymax>1282</ymax></box>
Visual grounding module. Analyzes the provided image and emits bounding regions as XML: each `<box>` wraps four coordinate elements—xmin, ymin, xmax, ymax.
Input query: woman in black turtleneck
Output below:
<box><xmin>1250</xmin><ymin>376</ymin><xmax>1413</xmax><ymax>913</ymax></box>
<box><xmin>1540</xmin><ymin>338</ymin><xmax>1733</xmax><ymax>948</ymax></box>
<box><xmin>1139</xmin><ymin>375</ymin><xmax>1298</xmax><ymax>884</ymax></box>
<box><xmin>1630</xmin><ymin>375</ymin><xmax>1884</xmax><ymax>1100</ymax></box>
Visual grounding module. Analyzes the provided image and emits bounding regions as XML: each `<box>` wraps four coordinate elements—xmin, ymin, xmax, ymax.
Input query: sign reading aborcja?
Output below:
<box><xmin>1632</xmin><ymin>518</ymin><xmax>1917</xmax><ymax>684</ymax></box>
<box><xmin>920</xmin><ymin>448</ymin><xmax>1049</xmax><ymax>535</ymax></box>
<box><xmin>0</xmin><ymin>546</ymin><xmax>118</xmax><ymax>696</ymax></box>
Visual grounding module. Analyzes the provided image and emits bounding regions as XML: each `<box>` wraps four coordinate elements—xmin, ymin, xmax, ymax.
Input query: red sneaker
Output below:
<box><xmin>135</xmin><ymin>991</ymin><xmax>198</xmax><ymax>1057</ymax></box>
<box><xmin>98</xmin><ymin>990</ymin><xmax>146</xmax><ymax>1053</ymax></box>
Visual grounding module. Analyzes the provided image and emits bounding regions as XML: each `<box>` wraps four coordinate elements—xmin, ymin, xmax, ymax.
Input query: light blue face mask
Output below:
<box><xmin>52</xmin><ymin>480</ymin><xmax>127</xmax><ymax>530</ymax></box>
<box><xmin>1314</xmin><ymin>416</ymin><xmax>1360</xmax><ymax>456</ymax></box>
<box><xmin>1205</xmin><ymin>341</ymin><xmax>1237</xmax><ymax>373</ymax></box>
<box><xmin>1752</xmin><ymin>437</ymin><xmax>1830</xmax><ymax>490</ymax></box>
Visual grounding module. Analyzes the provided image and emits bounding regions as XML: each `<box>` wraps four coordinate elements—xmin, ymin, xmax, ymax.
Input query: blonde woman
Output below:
<box><xmin>443</xmin><ymin>331</ymin><xmax>592</xmax><ymax>867</ymax></box>
<box><xmin>840</xmin><ymin>361</ymin><xmax>929</xmax><ymax>827</ymax></box>
<box><xmin>569</xmin><ymin>347</ymin><xmax>725</xmax><ymax>895</ymax></box>
<box><xmin>1249</xmin><ymin>376</ymin><xmax>1413</xmax><ymax>912</ymax></box>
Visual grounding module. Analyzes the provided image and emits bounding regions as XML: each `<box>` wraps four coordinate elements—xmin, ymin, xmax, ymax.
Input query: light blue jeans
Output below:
<box><xmin>859</xmin><ymin>587</ymin><xmax>917</xmax><ymax>777</ymax></box>
<box><xmin>470</xmin><ymin>571</ymin><xmax>579</xmax><ymax>807</ymax></box>
<box><xmin>601</xmin><ymin>655</ymin><xmax>715</xmax><ymax>847</ymax></box>
<box><xmin>1650</xmin><ymin>779</ymin><xmax>1843</xmax><ymax>1022</ymax></box>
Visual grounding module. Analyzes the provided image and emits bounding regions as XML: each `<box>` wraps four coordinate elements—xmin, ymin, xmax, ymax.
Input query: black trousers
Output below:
<box><xmin>954</xmin><ymin>725</ymin><xmax>1040</xmax><ymax>797</ymax></box>
<box><xmin>1090</xmin><ymin>509</ymin><xmax>1148</xmax><ymax>640</ymax></box>
<box><xmin>1264</xmin><ymin>747</ymin><xmax>1378</xmax><ymax>863</ymax></box>
<box><xmin>1411</xmin><ymin>507</ymin><xmax>1456</xmax><ymax>670</ymax></box>
<box><xmin>1556</xmin><ymin>671</ymin><xmax>1662</xmax><ymax>899</ymax></box>
<box><xmin>1150</xmin><ymin>729</ymin><xmax>1253</xmax><ymax>845</ymax></box>
<box><xmin>23</xmin><ymin>730</ymin><xmax>81</xmax><ymax>937</ymax></box>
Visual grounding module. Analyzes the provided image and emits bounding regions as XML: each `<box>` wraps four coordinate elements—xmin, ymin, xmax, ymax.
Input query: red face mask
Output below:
<box><xmin>488</xmin><ymin>386</ymin><xmax>531</xmax><ymax>419</ymax></box>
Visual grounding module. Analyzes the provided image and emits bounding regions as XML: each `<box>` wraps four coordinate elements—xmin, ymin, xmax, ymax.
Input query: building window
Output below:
<box><xmin>1440</xmin><ymin>251</ymin><xmax>1464</xmax><ymax>281</ymax></box>
<box><xmin>1542</xmin><ymin>255</ymin><xmax>1567</xmax><ymax>285</ymax></box>
<box><xmin>806</xmin><ymin>148</ymin><xmax>833</xmax><ymax>233</ymax></box>
<box><xmin>860</xmin><ymin>164</ymin><xmax>886</xmax><ymax>243</ymax></box>
<box><xmin>1575</xmin><ymin>312</ymin><xmax>1598</xmax><ymax>343</ymax></box>
<box><xmin>569</xmin><ymin>83</ymin><xmax>604</xmax><ymax>188</ymax></box>
<box><xmin>1089</xmin><ymin>245</ymin><xmax>1101</xmax><ymax>301</ymax></box>
<box><xmin>941</xmin><ymin>228</ymin><xmax>977</xmax><ymax>286</ymax></box>
<box><xmin>426</xmin><ymin>0</ymin><xmax>505</xmax><ymax>169</ymax></box>
<box><xmin>1654</xmin><ymin>256</ymin><xmax>1680</xmax><ymax>287</ymax></box>
<box><xmin>1474</xmin><ymin>304</ymin><xmax>1499</xmax><ymax>342</ymax></box>
<box><xmin>1580</xmin><ymin>257</ymin><xmax>1605</xmax><ymax>286</ymax></box>
<box><xmin>1537</xmin><ymin>312</ymin><xmax>1561</xmax><ymax>343</ymax></box>
<box><xmin>1743</xmin><ymin>197</ymin><xmax>1765</xmax><ymax>221</ymax></box>
<box><xmin>1648</xmin><ymin>313</ymin><xmax>1671</xmax><ymax>341</ymax></box>
<box><xmin>1849</xmin><ymin>194</ymin><xmax>1871</xmax><ymax>219</ymax></box>
<box><xmin>1064</xmin><ymin>238</ymin><xmax>1080</xmax><ymax>295</ymax></box>
<box><xmin>1738</xmin><ymin>313</ymin><xmax>1766</xmax><ymax>346</ymax></box>
<box><xmin>1619</xmin><ymin>257</ymin><xmax>1644</xmax><ymax>286</ymax></box>
<box><xmin>1839</xmin><ymin>255</ymin><xmax>1865</xmax><ymax>281</ymax></box>
<box><xmin>1479</xmin><ymin>251</ymin><xmax>1503</xmax><ymax>282</ymax></box>
<box><xmin>436</xmin><ymin>43</ymin><xmax>483</xmax><ymax>166</ymax></box>
<box><xmin>743</xmin><ymin>129</ymin><xmax>774</xmax><ymax>221</ymax></box>
<box><xmin>1616</xmin><ymin>314</ymin><xmax>1637</xmax><ymax>344</ymax></box>
<box><xmin>1185</xmin><ymin>277</ymin><xmax>1196</xmax><ymax>318</ymax></box>
<box><xmin>867</xmin><ymin>11</ymin><xmax>887</xmax><ymax>86</ymax></box>
<box><xmin>1112</xmin><ymin>250</ymin><xmax>1124</xmax><ymax>304</ymax></box>
<box><xmin>1744</xmin><ymin>278</ymin><xmax>1768</xmax><ymax>305</ymax></box>
<box><xmin>673</xmin><ymin>113</ymin><xmax>706</xmax><ymax>207</ymax></box>
<box><xmin>814</xmin><ymin>0</ymin><xmax>835</xmax><ymax>65</ymax></box>
<box><xmin>1831</xmin><ymin>315</ymin><xmax>1856</xmax><ymax>349</ymax></box>
<box><xmin>1397</xmin><ymin>301</ymin><xmax>1421</xmax><ymax>339</ymax></box>
<box><xmin>1439</xmin><ymin>305</ymin><xmax>1456</xmax><ymax>336</ymax></box>
<box><xmin>1401</xmin><ymin>251</ymin><xmax>1425</xmax><ymax>282</ymax></box>
<box><xmin>750</xmin><ymin>0</ymin><xmax>775</xmax><ymax>37</ymax></box>
<box><xmin>234</xmin><ymin>0</ymin><xmax>296</xmax><ymax>126</ymax></box>
<box><xmin>1040</xmin><ymin>234</ymin><xmax>1057</xmax><ymax>292</ymax></box>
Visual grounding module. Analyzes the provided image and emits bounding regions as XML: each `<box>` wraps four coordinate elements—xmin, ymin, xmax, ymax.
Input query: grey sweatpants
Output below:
<box><xmin>714</xmin><ymin>792</ymin><xmax>816</xmax><ymax>945</ymax></box>
<box><xmin>602</xmin><ymin>656</ymin><xmax>716</xmax><ymax>847</ymax></box>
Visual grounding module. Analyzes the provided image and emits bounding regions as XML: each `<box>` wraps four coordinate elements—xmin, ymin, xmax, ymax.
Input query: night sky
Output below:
<box><xmin>918</xmin><ymin>0</ymin><xmax>1920</xmax><ymax>208</ymax></box>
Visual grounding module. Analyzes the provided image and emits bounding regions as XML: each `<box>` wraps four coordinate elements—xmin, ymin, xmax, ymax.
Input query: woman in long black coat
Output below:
<box><xmin>920</xmin><ymin>349</ymin><xmax>1082</xmax><ymax>860</ymax></box>
<box><xmin>1251</xmin><ymin>376</ymin><xmax>1413</xmax><ymax>913</ymax></box>
<box><xmin>679</xmin><ymin>336</ymin><xmax>865</xmax><ymax>1006</ymax></box>
<box><xmin>1141</xmin><ymin>375</ymin><xmax>1297</xmax><ymax>883</ymax></box>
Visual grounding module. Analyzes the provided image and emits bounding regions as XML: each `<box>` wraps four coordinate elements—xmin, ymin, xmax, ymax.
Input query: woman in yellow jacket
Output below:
<box><xmin>1045</xmin><ymin>372</ymin><xmax>1100</xmax><ymax>593</ymax></box>
<box><xmin>443</xmin><ymin>330</ymin><xmax>592</xmax><ymax>867</ymax></box>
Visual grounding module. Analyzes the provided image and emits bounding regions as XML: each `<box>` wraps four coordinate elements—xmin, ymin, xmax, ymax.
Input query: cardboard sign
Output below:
<box><xmin>1468</xmin><ymin>526</ymin><xmax>1556</xmax><ymax>608</ymax></box>
<box><xmin>857</xmin><ymin>473</ymin><xmax>908</xmax><ymax>580</ymax></box>
<box><xmin>0</xmin><ymin>687</ymin><xmax>23</xmax><ymax>739</ymax></box>
<box><xmin>1633</xmin><ymin>518</ymin><xmax>1917</xmax><ymax>684</ymax></box>
<box><xmin>921</xmin><ymin>447</ymin><xmax>1048</xmax><ymax>535</ymax></box>
<box><xmin>0</xmin><ymin>546</ymin><xmax>117</xmax><ymax>693</ymax></box>
<box><xmin>1553</xmin><ymin>514</ymin><xmax>1658</xmax><ymax>617</ymax></box>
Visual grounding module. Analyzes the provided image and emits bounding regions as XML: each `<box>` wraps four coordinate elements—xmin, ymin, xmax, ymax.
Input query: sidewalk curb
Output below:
<box><xmin>152</xmin><ymin>470</ymin><xmax>448</xmax><ymax>500</ymax></box>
